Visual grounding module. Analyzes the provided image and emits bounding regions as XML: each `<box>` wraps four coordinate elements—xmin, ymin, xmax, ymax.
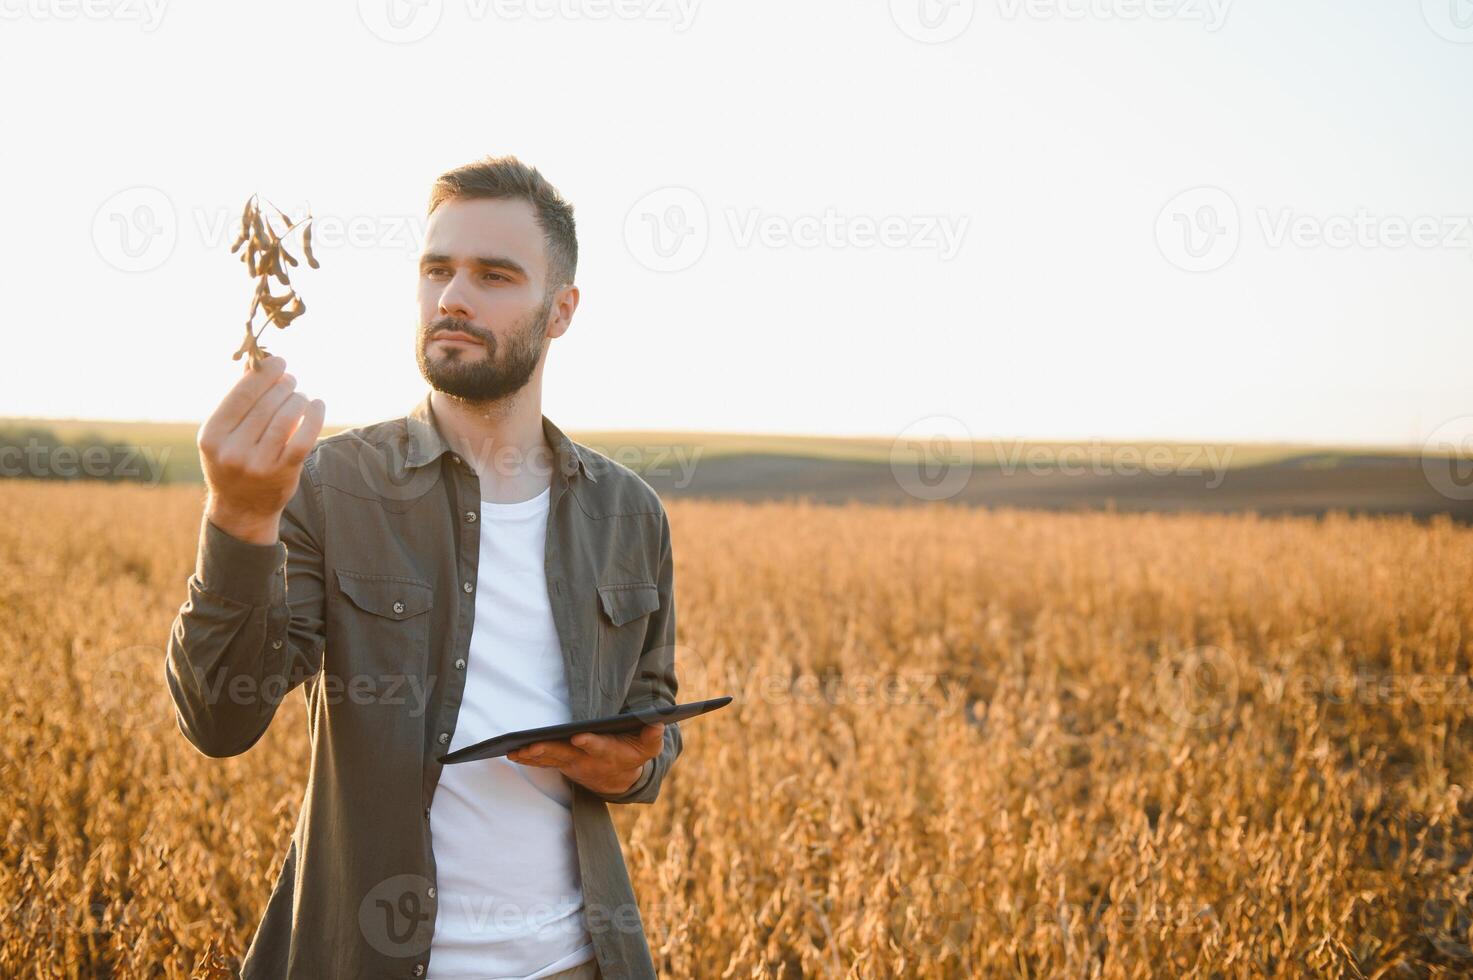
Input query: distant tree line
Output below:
<box><xmin>0</xmin><ymin>425</ymin><xmax>172</xmax><ymax>485</ymax></box>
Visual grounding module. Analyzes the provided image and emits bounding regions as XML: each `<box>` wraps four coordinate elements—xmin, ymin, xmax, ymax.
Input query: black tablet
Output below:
<box><xmin>437</xmin><ymin>696</ymin><xmax>733</xmax><ymax>765</ymax></box>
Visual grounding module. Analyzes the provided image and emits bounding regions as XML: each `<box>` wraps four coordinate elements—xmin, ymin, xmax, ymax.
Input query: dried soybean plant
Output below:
<box><xmin>229</xmin><ymin>193</ymin><xmax>319</xmax><ymax>370</ymax></box>
<box><xmin>2</xmin><ymin>481</ymin><xmax>1472</xmax><ymax>976</ymax></box>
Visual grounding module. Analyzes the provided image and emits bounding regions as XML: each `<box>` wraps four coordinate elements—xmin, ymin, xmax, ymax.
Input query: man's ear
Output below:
<box><xmin>545</xmin><ymin>283</ymin><xmax>580</xmax><ymax>340</ymax></box>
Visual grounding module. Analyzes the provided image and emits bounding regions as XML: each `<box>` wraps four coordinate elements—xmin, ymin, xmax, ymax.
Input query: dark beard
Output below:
<box><xmin>416</xmin><ymin>292</ymin><xmax>553</xmax><ymax>404</ymax></box>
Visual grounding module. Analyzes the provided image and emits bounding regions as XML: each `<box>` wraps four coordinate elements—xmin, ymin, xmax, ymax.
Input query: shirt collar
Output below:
<box><xmin>403</xmin><ymin>391</ymin><xmax>597</xmax><ymax>484</ymax></box>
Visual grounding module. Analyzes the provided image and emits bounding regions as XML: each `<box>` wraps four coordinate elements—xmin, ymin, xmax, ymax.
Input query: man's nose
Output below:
<box><xmin>437</xmin><ymin>274</ymin><xmax>474</xmax><ymax>320</ymax></box>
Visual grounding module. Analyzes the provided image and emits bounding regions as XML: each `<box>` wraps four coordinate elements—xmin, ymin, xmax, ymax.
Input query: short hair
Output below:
<box><xmin>427</xmin><ymin>155</ymin><xmax>578</xmax><ymax>294</ymax></box>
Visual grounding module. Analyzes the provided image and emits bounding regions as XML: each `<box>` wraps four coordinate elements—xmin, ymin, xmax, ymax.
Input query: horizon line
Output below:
<box><xmin>0</xmin><ymin>413</ymin><xmax>1437</xmax><ymax>455</ymax></box>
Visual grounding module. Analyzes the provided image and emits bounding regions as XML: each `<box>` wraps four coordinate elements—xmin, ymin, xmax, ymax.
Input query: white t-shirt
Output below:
<box><xmin>427</xmin><ymin>484</ymin><xmax>596</xmax><ymax>979</ymax></box>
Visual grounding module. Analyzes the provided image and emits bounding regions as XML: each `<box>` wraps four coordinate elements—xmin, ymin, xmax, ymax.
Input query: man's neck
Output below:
<box><xmin>429</xmin><ymin>388</ymin><xmax>553</xmax><ymax>504</ymax></box>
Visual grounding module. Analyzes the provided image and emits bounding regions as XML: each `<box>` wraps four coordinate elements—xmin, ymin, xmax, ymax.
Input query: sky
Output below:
<box><xmin>1</xmin><ymin>0</ymin><xmax>1470</xmax><ymax>448</ymax></box>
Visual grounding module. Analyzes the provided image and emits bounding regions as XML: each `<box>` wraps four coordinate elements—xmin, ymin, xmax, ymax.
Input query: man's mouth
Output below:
<box><xmin>433</xmin><ymin>331</ymin><xmax>483</xmax><ymax>346</ymax></box>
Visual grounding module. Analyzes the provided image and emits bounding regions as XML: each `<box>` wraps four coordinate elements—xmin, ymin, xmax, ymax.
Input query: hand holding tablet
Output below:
<box><xmin>436</xmin><ymin>696</ymin><xmax>733</xmax><ymax>766</ymax></box>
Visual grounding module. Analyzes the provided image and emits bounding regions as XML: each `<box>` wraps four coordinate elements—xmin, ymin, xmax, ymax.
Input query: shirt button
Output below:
<box><xmin>464</xmin><ymin>510</ymin><xmax>477</xmax><ymax>523</ymax></box>
<box><xmin>270</xmin><ymin>639</ymin><xmax>283</xmax><ymax>650</ymax></box>
<box><xmin>462</xmin><ymin>581</ymin><xmax>473</xmax><ymax>593</ymax></box>
<box><xmin>438</xmin><ymin>732</ymin><xmax>450</xmax><ymax>744</ymax></box>
<box><xmin>392</xmin><ymin>600</ymin><xmax>405</xmax><ymax>614</ymax></box>
<box><xmin>450</xmin><ymin>455</ymin><xmax>460</xmax><ymax>466</ymax></box>
<box><xmin>427</xmin><ymin>887</ymin><xmax>436</xmax><ymax>899</ymax></box>
<box><xmin>454</xmin><ymin>658</ymin><xmax>466</xmax><ymax>670</ymax></box>
<box><xmin>413</xmin><ymin>966</ymin><xmax>425</xmax><ymax>977</ymax></box>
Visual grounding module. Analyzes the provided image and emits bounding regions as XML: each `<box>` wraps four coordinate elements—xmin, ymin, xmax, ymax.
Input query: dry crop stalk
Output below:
<box><xmin>229</xmin><ymin>193</ymin><xmax>319</xmax><ymax>371</ymax></box>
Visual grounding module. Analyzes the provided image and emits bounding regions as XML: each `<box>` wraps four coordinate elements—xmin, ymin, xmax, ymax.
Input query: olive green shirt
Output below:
<box><xmin>165</xmin><ymin>393</ymin><xmax>681</xmax><ymax>979</ymax></box>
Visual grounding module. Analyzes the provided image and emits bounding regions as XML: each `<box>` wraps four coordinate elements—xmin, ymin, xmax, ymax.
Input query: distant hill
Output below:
<box><xmin>2</xmin><ymin>416</ymin><xmax>1464</xmax><ymax>522</ymax></box>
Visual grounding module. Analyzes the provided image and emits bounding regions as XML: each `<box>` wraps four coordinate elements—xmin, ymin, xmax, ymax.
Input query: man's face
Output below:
<box><xmin>415</xmin><ymin>197</ymin><xmax>563</xmax><ymax>403</ymax></box>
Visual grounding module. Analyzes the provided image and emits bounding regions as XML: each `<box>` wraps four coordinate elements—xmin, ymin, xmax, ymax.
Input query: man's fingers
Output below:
<box><xmin>234</xmin><ymin>373</ymin><xmax>299</xmax><ymax>447</ymax></box>
<box><xmin>258</xmin><ymin>392</ymin><xmax>309</xmax><ymax>455</ymax></box>
<box><xmin>205</xmin><ymin>355</ymin><xmax>286</xmax><ymax>442</ymax></box>
<box><xmin>615</xmin><ymin>722</ymin><xmax>664</xmax><ymax>755</ymax></box>
<box><xmin>571</xmin><ymin>724</ymin><xmax>663</xmax><ymax>762</ymax></box>
<box><xmin>566</xmin><ymin>734</ymin><xmax>619</xmax><ymax>758</ymax></box>
<box><xmin>511</xmin><ymin>723</ymin><xmax>665</xmax><ymax>768</ymax></box>
<box><xmin>279</xmin><ymin>399</ymin><xmax>326</xmax><ymax>465</ymax></box>
<box><xmin>513</xmin><ymin>740</ymin><xmax>580</xmax><ymax>766</ymax></box>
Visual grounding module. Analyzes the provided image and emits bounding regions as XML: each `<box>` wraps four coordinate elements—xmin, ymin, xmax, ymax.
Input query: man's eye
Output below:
<box><xmin>482</xmin><ymin>273</ymin><xmax>506</xmax><ymax>282</ymax></box>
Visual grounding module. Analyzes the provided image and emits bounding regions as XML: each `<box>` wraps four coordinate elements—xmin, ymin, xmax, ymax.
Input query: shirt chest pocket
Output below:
<box><xmin>332</xmin><ymin>569</ymin><xmax>435</xmax><ymax>677</ymax></box>
<box><xmin>591</xmin><ymin>582</ymin><xmax>660</xmax><ymax>713</ymax></box>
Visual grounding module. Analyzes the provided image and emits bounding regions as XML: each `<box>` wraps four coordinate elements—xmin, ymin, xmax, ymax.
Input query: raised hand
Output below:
<box><xmin>196</xmin><ymin>355</ymin><xmax>325</xmax><ymax>545</ymax></box>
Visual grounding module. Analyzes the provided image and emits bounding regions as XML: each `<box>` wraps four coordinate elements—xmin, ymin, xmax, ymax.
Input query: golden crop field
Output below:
<box><xmin>2</xmin><ymin>481</ymin><xmax>1470</xmax><ymax>978</ymax></box>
